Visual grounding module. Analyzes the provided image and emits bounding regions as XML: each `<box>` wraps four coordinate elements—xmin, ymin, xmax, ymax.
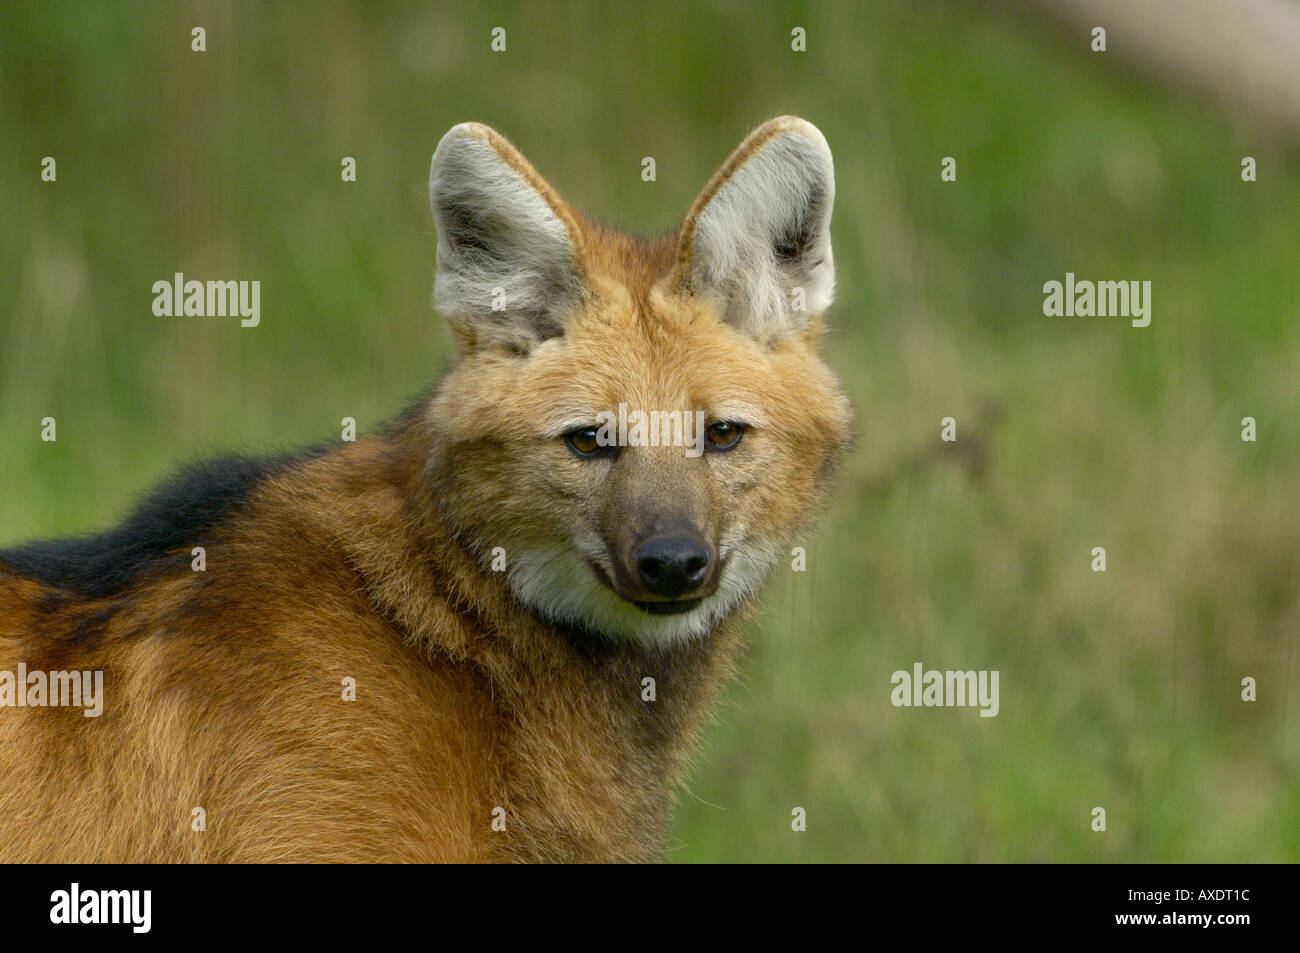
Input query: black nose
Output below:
<box><xmin>635</xmin><ymin>534</ymin><xmax>712</xmax><ymax>598</ymax></box>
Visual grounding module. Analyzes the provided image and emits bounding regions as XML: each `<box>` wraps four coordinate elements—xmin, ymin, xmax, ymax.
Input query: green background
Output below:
<box><xmin>1</xmin><ymin>1</ymin><xmax>1296</xmax><ymax>861</ymax></box>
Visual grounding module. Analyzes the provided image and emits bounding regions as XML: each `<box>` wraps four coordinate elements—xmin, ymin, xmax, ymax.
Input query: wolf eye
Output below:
<box><xmin>705</xmin><ymin>421</ymin><xmax>746</xmax><ymax>451</ymax></box>
<box><xmin>564</xmin><ymin>426</ymin><xmax>614</xmax><ymax>459</ymax></box>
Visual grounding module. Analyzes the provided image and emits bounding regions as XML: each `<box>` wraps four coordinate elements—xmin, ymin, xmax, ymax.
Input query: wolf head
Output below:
<box><xmin>425</xmin><ymin>117</ymin><xmax>851</xmax><ymax>646</ymax></box>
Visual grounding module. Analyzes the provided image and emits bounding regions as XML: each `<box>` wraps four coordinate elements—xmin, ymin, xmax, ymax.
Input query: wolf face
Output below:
<box><xmin>425</xmin><ymin>118</ymin><xmax>852</xmax><ymax>646</ymax></box>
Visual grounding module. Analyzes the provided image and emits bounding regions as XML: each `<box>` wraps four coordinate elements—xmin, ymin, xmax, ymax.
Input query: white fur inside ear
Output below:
<box><xmin>429</xmin><ymin>127</ymin><xmax>580</xmax><ymax>348</ymax></box>
<box><xmin>689</xmin><ymin>124</ymin><xmax>835</xmax><ymax>342</ymax></box>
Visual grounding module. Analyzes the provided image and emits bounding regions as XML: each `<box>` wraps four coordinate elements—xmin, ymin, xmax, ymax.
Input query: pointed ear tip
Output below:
<box><xmin>765</xmin><ymin>114</ymin><xmax>820</xmax><ymax>132</ymax></box>
<box><xmin>761</xmin><ymin>115</ymin><xmax>830</xmax><ymax>149</ymax></box>
<box><xmin>430</xmin><ymin>124</ymin><xmax>511</xmax><ymax>203</ymax></box>
<box><xmin>433</xmin><ymin>122</ymin><xmax>494</xmax><ymax>159</ymax></box>
<box><xmin>443</xmin><ymin>121</ymin><xmax>494</xmax><ymax>141</ymax></box>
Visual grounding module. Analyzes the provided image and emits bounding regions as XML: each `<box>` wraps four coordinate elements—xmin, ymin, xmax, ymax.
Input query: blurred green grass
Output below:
<box><xmin>1</xmin><ymin>0</ymin><xmax>1296</xmax><ymax>862</ymax></box>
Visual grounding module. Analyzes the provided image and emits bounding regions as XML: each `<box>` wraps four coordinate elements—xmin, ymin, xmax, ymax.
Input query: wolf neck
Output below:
<box><xmin>327</xmin><ymin>423</ymin><xmax>744</xmax><ymax>860</ymax></box>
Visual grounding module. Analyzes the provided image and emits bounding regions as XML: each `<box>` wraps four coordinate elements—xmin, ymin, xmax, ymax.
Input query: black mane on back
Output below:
<box><xmin>0</xmin><ymin>453</ymin><xmax>306</xmax><ymax>600</ymax></box>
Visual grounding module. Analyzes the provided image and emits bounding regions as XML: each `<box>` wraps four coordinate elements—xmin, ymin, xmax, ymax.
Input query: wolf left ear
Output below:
<box><xmin>672</xmin><ymin>117</ymin><xmax>835</xmax><ymax>344</ymax></box>
<box><xmin>429</xmin><ymin>123</ymin><xmax>588</xmax><ymax>352</ymax></box>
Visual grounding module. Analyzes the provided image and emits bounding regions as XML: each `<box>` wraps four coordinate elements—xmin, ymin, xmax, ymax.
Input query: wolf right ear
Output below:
<box><xmin>429</xmin><ymin>123</ymin><xmax>588</xmax><ymax>352</ymax></box>
<box><xmin>672</xmin><ymin>117</ymin><xmax>835</xmax><ymax>345</ymax></box>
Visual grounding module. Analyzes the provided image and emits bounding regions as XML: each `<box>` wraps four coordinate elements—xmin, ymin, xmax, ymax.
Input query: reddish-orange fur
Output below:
<box><xmin>0</xmin><ymin>119</ymin><xmax>850</xmax><ymax>862</ymax></box>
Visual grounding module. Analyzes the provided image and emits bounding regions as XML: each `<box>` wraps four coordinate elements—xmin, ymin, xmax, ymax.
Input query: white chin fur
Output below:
<box><xmin>500</xmin><ymin>537</ymin><xmax>779</xmax><ymax>647</ymax></box>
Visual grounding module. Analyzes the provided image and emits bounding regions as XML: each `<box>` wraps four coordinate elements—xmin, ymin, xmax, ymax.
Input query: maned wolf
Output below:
<box><xmin>0</xmin><ymin>117</ymin><xmax>851</xmax><ymax>862</ymax></box>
